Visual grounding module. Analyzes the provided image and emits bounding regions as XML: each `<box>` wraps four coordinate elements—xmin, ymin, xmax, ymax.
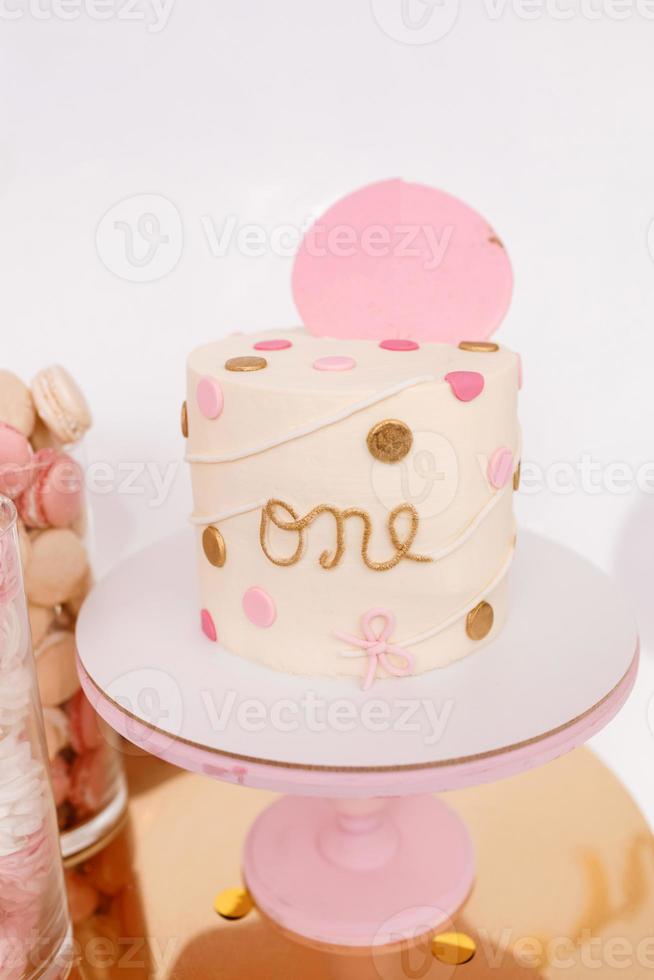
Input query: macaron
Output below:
<box><xmin>0</xmin><ymin>423</ymin><xmax>34</xmax><ymax>499</ymax></box>
<box><xmin>53</xmin><ymin>603</ymin><xmax>75</xmax><ymax>631</ymax></box>
<box><xmin>29</xmin><ymin>417</ymin><xmax>62</xmax><ymax>453</ymax></box>
<box><xmin>16</xmin><ymin>521</ymin><xmax>31</xmax><ymax>572</ymax></box>
<box><xmin>0</xmin><ymin>371</ymin><xmax>35</xmax><ymax>438</ymax></box>
<box><xmin>31</xmin><ymin>366</ymin><xmax>92</xmax><ymax>446</ymax></box>
<box><xmin>66</xmin><ymin>689</ymin><xmax>102</xmax><ymax>754</ymax></box>
<box><xmin>63</xmin><ymin>567</ymin><xmax>93</xmax><ymax>620</ymax></box>
<box><xmin>71</xmin><ymin>505</ymin><xmax>88</xmax><ymax>538</ymax></box>
<box><xmin>42</xmin><ymin>706</ymin><xmax>72</xmax><ymax>759</ymax></box>
<box><xmin>24</xmin><ymin>529</ymin><xmax>88</xmax><ymax>606</ymax></box>
<box><xmin>110</xmin><ymin>880</ymin><xmax>143</xmax><ymax>937</ymax></box>
<box><xmin>64</xmin><ymin>870</ymin><xmax>100</xmax><ymax>924</ymax></box>
<box><xmin>74</xmin><ymin>914</ymin><xmax>122</xmax><ymax>971</ymax></box>
<box><xmin>18</xmin><ymin>448</ymin><xmax>83</xmax><ymax>529</ymax></box>
<box><xmin>83</xmin><ymin>831</ymin><xmax>133</xmax><ymax>896</ymax></box>
<box><xmin>27</xmin><ymin>604</ymin><xmax>55</xmax><ymax>648</ymax></box>
<box><xmin>35</xmin><ymin>630</ymin><xmax>80</xmax><ymax>707</ymax></box>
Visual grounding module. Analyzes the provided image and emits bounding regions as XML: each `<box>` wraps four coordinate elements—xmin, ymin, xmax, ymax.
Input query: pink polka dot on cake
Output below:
<box><xmin>243</xmin><ymin>587</ymin><xmax>276</xmax><ymax>628</ymax></box>
<box><xmin>445</xmin><ymin>371</ymin><xmax>485</xmax><ymax>403</ymax></box>
<box><xmin>253</xmin><ymin>339</ymin><xmax>292</xmax><ymax>351</ymax></box>
<box><xmin>313</xmin><ymin>356</ymin><xmax>356</xmax><ymax>372</ymax></box>
<box><xmin>201</xmin><ymin>608</ymin><xmax>217</xmax><ymax>642</ymax></box>
<box><xmin>379</xmin><ymin>339</ymin><xmax>420</xmax><ymax>351</ymax></box>
<box><xmin>488</xmin><ymin>447</ymin><xmax>514</xmax><ymax>489</ymax></box>
<box><xmin>196</xmin><ymin>377</ymin><xmax>224</xmax><ymax>420</ymax></box>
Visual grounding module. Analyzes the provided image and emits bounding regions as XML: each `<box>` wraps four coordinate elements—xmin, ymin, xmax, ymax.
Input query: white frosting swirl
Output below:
<box><xmin>0</xmin><ymin>663</ymin><xmax>32</xmax><ymax>730</ymax></box>
<box><xmin>0</xmin><ymin>733</ymin><xmax>46</xmax><ymax>857</ymax></box>
<box><xmin>0</xmin><ymin>597</ymin><xmax>47</xmax><ymax>856</ymax></box>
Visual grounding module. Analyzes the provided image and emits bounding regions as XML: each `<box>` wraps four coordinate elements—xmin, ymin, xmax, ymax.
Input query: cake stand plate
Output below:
<box><xmin>75</xmin><ymin>530</ymin><xmax>638</xmax><ymax>949</ymax></box>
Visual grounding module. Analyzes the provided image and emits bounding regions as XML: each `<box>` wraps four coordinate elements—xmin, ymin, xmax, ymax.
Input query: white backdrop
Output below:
<box><xmin>1</xmin><ymin>0</ymin><xmax>652</xmax><ymax>818</ymax></box>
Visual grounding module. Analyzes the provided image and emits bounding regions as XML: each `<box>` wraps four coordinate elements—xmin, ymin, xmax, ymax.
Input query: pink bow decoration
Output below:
<box><xmin>335</xmin><ymin>608</ymin><xmax>414</xmax><ymax>692</ymax></box>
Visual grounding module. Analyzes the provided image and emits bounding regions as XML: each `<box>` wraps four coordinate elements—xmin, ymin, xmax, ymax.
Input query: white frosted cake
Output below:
<box><xmin>184</xmin><ymin>329</ymin><xmax>521</xmax><ymax>688</ymax></box>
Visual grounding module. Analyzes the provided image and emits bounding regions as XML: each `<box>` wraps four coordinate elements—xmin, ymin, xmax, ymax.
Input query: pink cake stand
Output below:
<box><xmin>76</xmin><ymin>530</ymin><xmax>638</xmax><ymax>952</ymax></box>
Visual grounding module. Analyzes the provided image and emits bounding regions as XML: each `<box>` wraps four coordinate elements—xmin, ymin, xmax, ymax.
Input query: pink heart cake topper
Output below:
<box><xmin>292</xmin><ymin>179</ymin><xmax>513</xmax><ymax>344</ymax></box>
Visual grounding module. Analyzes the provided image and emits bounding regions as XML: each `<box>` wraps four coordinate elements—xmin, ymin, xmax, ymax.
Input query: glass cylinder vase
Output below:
<box><xmin>0</xmin><ymin>495</ymin><xmax>73</xmax><ymax>979</ymax></box>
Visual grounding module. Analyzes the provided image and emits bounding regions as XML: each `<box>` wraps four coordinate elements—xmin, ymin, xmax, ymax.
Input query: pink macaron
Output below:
<box><xmin>0</xmin><ymin>423</ymin><xmax>34</xmax><ymax>499</ymax></box>
<box><xmin>18</xmin><ymin>448</ymin><xmax>83</xmax><ymax>529</ymax></box>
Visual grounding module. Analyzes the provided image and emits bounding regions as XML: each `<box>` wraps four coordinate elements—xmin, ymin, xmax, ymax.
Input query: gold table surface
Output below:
<box><xmin>70</xmin><ymin>747</ymin><xmax>654</xmax><ymax>979</ymax></box>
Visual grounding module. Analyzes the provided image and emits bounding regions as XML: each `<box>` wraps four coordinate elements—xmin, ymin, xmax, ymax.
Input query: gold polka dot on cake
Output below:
<box><xmin>458</xmin><ymin>341</ymin><xmax>500</xmax><ymax>353</ymax></box>
<box><xmin>225</xmin><ymin>356</ymin><xmax>267</xmax><ymax>373</ymax></box>
<box><xmin>466</xmin><ymin>601</ymin><xmax>494</xmax><ymax>641</ymax></box>
<box><xmin>180</xmin><ymin>401</ymin><xmax>188</xmax><ymax>438</ymax></box>
<box><xmin>367</xmin><ymin>420</ymin><xmax>413</xmax><ymax>464</ymax></box>
<box><xmin>202</xmin><ymin>526</ymin><xmax>226</xmax><ymax>567</ymax></box>
<box><xmin>513</xmin><ymin>461</ymin><xmax>521</xmax><ymax>491</ymax></box>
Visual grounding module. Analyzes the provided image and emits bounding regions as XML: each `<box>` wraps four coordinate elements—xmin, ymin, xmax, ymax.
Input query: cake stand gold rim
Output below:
<box><xmin>79</xmin><ymin>648</ymin><xmax>638</xmax><ymax>775</ymax></box>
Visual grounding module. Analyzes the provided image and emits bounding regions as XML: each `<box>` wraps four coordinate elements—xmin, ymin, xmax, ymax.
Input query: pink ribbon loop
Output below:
<box><xmin>335</xmin><ymin>608</ymin><xmax>414</xmax><ymax>691</ymax></box>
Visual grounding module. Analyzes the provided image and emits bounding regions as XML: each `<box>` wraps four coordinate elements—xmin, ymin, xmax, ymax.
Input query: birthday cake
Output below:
<box><xmin>184</xmin><ymin>180</ymin><xmax>521</xmax><ymax>688</ymax></box>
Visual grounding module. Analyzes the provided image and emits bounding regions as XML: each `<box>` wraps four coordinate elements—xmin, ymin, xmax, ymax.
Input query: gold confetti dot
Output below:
<box><xmin>513</xmin><ymin>461</ymin><xmax>521</xmax><ymax>491</ymax></box>
<box><xmin>366</xmin><ymin>420</ymin><xmax>413</xmax><ymax>464</ymax></box>
<box><xmin>225</xmin><ymin>356</ymin><xmax>267</xmax><ymax>373</ymax></box>
<box><xmin>432</xmin><ymin>932</ymin><xmax>476</xmax><ymax>965</ymax></box>
<box><xmin>458</xmin><ymin>341</ymin><xmax>499</xmax><ymax>353</ymax></box>
<box><xmin>203</xmin><ymin>526</ymin><xmax>226</xmax><ymax>567</ymax></box>
<box><xmin>466</xmin><ymin>601</ymin><xmax>494</xmax><ymax>641</ymax></box>
<box><xmin>213</xmin><ymin>887</ymin><xmax>253</xmax><ymax>920</ymax></box>
<box><xmin>180</xmin><ymin>401</ymin><xmax>188</xmax><ymax>438</ymax></box>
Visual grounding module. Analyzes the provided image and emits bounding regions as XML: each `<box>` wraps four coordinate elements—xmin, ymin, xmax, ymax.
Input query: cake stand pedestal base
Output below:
<box><xmin>67</xmin><ymin>749</ymin><xmax>654</xmax><ymax>979</ymax></box>
<box><xmin>244</xmin><ymin>795</ymin><xmax>474</xmax><ymax>949</ymax></box>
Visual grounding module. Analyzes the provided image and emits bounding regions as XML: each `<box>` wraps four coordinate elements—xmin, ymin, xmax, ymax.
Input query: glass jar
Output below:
<box><xmin>0</xmin><ymin>496</ymin><xmax>73</xmax><ymax>979</ymax></box>
<box><xmin>13</xmin><ymin>366</ymin><xmax>128</xmax><ymax>860</ymax></box>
